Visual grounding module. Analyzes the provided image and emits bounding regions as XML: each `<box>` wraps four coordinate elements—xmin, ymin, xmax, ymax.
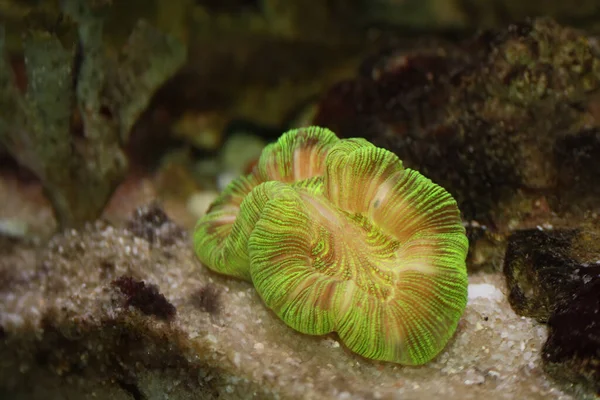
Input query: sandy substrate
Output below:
<box><xmin>0</xmin><ymin>217</ymin><xmax>574</xmax><ymax>399</ymax></box>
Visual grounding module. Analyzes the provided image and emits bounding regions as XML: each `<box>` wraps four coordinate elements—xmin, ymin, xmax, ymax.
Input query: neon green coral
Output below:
<box><xmin>193</xmin><ymin>126</ymin><xmax>339</xmax><ymax>280</ymax></box>
<box><xmin>193</xmin><ymin>126</ymin><xmax>468</xmax><ymax>366</ymax></box>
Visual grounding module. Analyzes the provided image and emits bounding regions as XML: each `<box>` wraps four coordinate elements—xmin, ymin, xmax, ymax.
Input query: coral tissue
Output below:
<box><xmin>194</xmin><ymin>126</ymin><xmax>468</xmax><ymax>365</ymax></box>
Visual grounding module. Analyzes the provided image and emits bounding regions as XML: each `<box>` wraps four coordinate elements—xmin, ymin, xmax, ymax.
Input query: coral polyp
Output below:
<box><xmin>193</xmin><ymin>126</ymin><xmax>339</xmax><ymax>280</ymax></box>
<box><xmin>193</xmin><ymin>126</ymin><xmax>468</xmax><ymax>365</ymax></box>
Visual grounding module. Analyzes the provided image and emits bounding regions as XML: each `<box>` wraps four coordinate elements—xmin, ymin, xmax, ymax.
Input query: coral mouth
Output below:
<box><xmin>300</xmin><ymin>189</ymin><xmax>399</xmax><ymax>302</ymax></box>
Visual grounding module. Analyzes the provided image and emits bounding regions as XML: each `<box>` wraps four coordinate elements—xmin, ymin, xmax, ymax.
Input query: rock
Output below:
<box><xmin>314</xmin><ymin>18</ymin><xmax>600</xmax><ymax>224</ymax></box>
<box><xmin>543</xmin><ymin>277</ymin><xmax>600</xmax><ymax>398</ymax></box>
<box><xmin>503</xmin><ymin>228</ymin><xmax>580</xmax><ymax>321</ymax></box>
<box><xmin>0</xmin><ymin>2</ymin><xmax>185</xmax><ymax>229</ymax></box>
<box><xmin>503</xmin><ymin>228</ymin><xmax>600</xmax><ymax>322</ymax></box>
<box><xmin>0</xmin><ymin>217</ymin><xmax>571</xmax><ymax>399</ymax></box>
<box><xmin>502</xmin><ymin>227</ymin><xmax>600</xmax><ymax>396</ymax></box>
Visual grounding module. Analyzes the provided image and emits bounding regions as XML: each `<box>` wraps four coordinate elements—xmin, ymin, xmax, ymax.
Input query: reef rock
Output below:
<box><xmin>314</xmin><ymin>18</ymin><xmax>600</xmax><ymax>224</ymax></box>
<box><xmin>504</xmin><ymin>229</ymin><xmax>585</xmax><ymax>321</ymax></box>
<box><xmin>543</xmin><ymin>277</ymin><xmax>600</xmax><ymax>398</ymax></box>
<box><xmin>503</xmin><ymin>227</ymin><xmax>600</xmax><ymax>397</ymax></box>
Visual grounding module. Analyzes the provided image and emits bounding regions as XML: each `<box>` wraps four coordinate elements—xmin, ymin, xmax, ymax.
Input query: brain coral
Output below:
<box><xmin>194</xmin><ymin>126</ymin><xmax>468</xmax><ymax>365</ymax></box>
<box><xmin>194</xmin><ymin>126</ymin><xmax>339</xmax><ymax>280</ymax></box>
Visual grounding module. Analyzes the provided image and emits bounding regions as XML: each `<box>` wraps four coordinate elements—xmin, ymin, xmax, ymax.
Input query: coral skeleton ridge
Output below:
<box><xmin>194</xmin><ymin>126</ymin><xmax>468</xmax><ymax>365</ymax></box>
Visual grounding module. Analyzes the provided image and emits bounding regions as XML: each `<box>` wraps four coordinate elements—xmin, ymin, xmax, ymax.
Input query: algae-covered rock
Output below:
<box><xmin>502</xmin><ymin>226</ymin><xmax>600</xmax><ymax>397</ymax></box>
<box><xmin>0</xmin><ymin>0</ymin><xmax>185</xmax><ymax>229</ymax></box>
<box><xmin>502</xmin><ymin>228</ymin><xmax>600</xmax><ymax>322</ymax></box>
<box><xmin>543</xmin><ymin>278</ymin><xmax>600</xmax><ymax>398</ymax></box>
<box><xmin>314</xmin><ymin>18</ymin><xmax>600</xmax><ymax>224</ymax></box>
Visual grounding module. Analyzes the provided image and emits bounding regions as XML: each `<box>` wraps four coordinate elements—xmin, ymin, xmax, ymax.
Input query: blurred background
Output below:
<box><xmin>2</xmin><ymin>0</ymin><xmax>600</xmax><ymax>238</ymax></box>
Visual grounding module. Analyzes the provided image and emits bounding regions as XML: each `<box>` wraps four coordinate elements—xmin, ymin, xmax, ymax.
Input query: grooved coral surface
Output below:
<box><xmin>194</xmin><ymin>128</ymin><xmax>469</xmax><ymax>365</ymax></box>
